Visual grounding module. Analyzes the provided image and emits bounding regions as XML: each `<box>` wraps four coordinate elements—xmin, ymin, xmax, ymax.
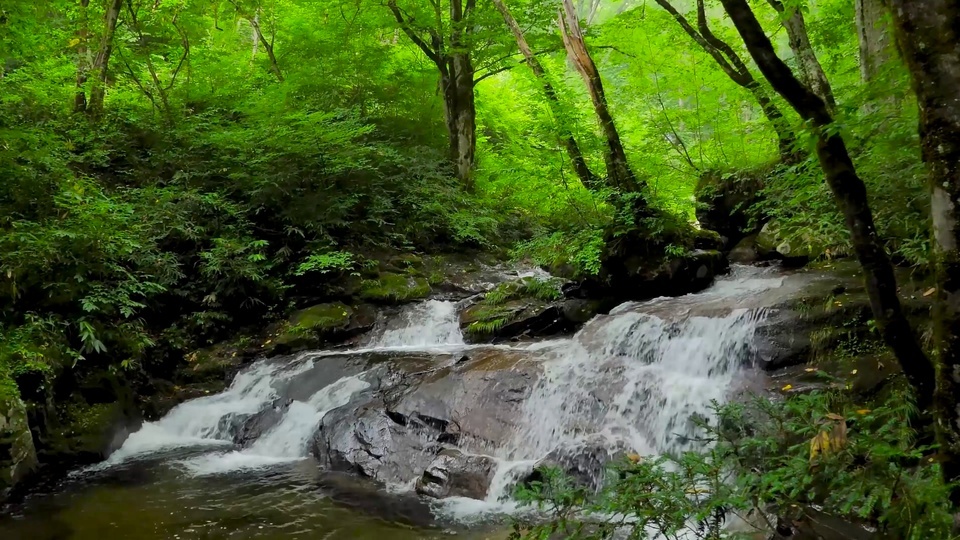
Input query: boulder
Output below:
<box><xmin>728</xmin><ymin>234</ymin><xmax>760</xmax><ymax>264</ymax></box>
<box><xmin>358</xmin><ymin>273</ymin><xmax>431</xmax><ymax>303</ymax></box>
<box><xmin>312</xmin><ymin>348</ymin><xmax>536</xmax><ymax>488</ymax></box>
<box><xmin>271</xmin><ymin>302</ymin><xmax>378</xmax><ymax>353</ymax></box>
<box><xmin>234</xmin><ymin>401</ymin><xmax>287</xmax><ymax>447</ymax></box>
<box><xmin>695</xmin><ymin>167</ymin><xmax>769</xmax><ymax>246</ymax></box>
<box><xmin>0</xmin><ymin>390</ymin><xmax>37</xmax><ymax>498</ymax></box>
<box><xmin>524</xmin><ymin>438</ymin><xmax>627</xmax><ymax>493</ymax></box>
<box><xmin>757</xmin><ymin>220</ymin><xmax>822</xmax><ymax>265</ymax></box>
<box><xmin>415</xmin><ymin>449</ymin><xmax>497</xmax><ymax>500</ymax></box>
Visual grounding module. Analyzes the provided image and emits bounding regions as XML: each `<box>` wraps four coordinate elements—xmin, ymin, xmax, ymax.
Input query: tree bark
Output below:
<box><xmin>718</xmin><ymin>0</ymin><xmax>936</xmax><ymax>411</ymax></box>
<box><xmin>492</xmin><ymin>0</ymin><xmax>599</xmax><ymax>191</ymax></box>
<box><xmin>766</xmin><ymin>0</ymin><xmax>837</xmax><ymax>116</ymax></box>
<box><xmin>87</xmin><ymin>0</ymin><xmax>124</xmax><ymax>115</ymax></box>
<box><xmin>559</xmin><ymin>0</ymin><xmax>642</xmax><ymax>196</ymax></box>
<box><xmin>887</xmin><ymin>0</ymin><xmax>960</xmax><ymax>502</ymax></box>
<box><xmin>653</xmin><ymin>0</ymin><xmax>797</xmax><ymax>161</ymax></box>
<box><xmin>249</xmin><ymin>15</ymin><xmax>283</xmax><ymax>82</ymax></box>
<box><xmin>387</xmin><ymin>0</ymin><xmax>477</xmax><ymax>189</ymax></box>
<box><xmin>74</xmin><ymin>0</ymin><xmax>92</xmax><ymax>113</ymax></box>
<box><xmin>856</xmin><ymin>0</ymin><xmax>895</xmax><ymax>82</ymax></box>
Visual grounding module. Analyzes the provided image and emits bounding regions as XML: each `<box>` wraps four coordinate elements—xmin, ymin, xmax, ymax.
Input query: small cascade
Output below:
<box><xmin>102</xmin><ymin>358</ymin><xmax>316</xmax><ymax>466</ymax></box>
<box><xmin>178</xmin><ymin>375</ymin><xmax>370</xmax><ymax>474</ymax></box>
<box><xmin>370</xmin><ymin>299</ymin><xmax>465</xmax><ymax>349</ymax></box>
<box><xmin>477</xmin><ymin>267</ymin><xmax>781</xmax><ymax>501</ymax></box>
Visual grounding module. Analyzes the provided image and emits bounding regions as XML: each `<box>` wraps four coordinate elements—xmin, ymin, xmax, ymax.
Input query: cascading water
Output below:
<box><xmin>369</xmin><ymin>300</ymin><xmax>465</xmax><ymax>349</ymax></box>
<box><xmin>34</xmin><ymin>266</ymin><xmax>814</xmax><ymax>538</ymax></box>
<box><xmin>177</xmin><ymin>374</ymin><xmax>370</xmax><ymax>474</ymax></box>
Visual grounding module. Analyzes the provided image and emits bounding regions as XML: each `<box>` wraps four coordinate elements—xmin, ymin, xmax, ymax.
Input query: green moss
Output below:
<box><xmin>46</xmin><ymin>401</ymin><xmax>123</xmax><ymax>458</ymax></box>
<box><xmin>359</xmin><ymin>273</ymin><xmax>431</xmax><ymax>302</ymax></box>
<box><xmin>290</xmin><ymin>302</ymin><xmax>353</xmax><ymax>331</ymax></box>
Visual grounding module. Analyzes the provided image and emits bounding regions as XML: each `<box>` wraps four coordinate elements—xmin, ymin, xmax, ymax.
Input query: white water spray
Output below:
<box><xmin>370</xmin><ymin>299</ymin><xmax>464</xmax><ymax>349</ymax></box>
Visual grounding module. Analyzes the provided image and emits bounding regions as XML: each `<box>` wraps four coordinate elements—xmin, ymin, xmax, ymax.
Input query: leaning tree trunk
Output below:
<box><xmin>718</xmin><ymin>0</ymin><xmax>936</xmax><ymax>411</ymax></box>
<box><xmin>888</xmin><ymin>0</ymin><xmax>960</xmax><ymax>504</ymax></box>
<box><xmin>767</xmin><ymin>0</ymin><xmax>837</xmax><ymax>116</ymax></box>
<box><xmin>856</xmin><ymin>0</ymin><xmax>895</xmax><ymax>83</ymax></box>
<box><xmin>492</xmin><ymin>0</ymin><xmax>599</xmax><ymax>191</ymax></box>
<box><xmin>654</xmin><ymin>0</ymin><xmax>797</xmax><ymax>162</ymax></box>
<box><xmin>249</xmin><ymin>16</ymin><xmax>283</xmax><ymax>82</ymax></box>
<box><xmin>87</xmin><ymin>0</ymin><xmax>124</xmax><ymax>115</ymax></box>
<box><xmin>559</xmin><ymin>0</ymin><xmax>642</xmax><ymax>196</ymax></box>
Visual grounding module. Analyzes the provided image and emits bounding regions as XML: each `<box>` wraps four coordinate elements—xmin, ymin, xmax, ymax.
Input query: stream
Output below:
<box><xmin>0</xmin><ymin>265</ymin><xmax>819</xmax><ymax>539</ymax></box>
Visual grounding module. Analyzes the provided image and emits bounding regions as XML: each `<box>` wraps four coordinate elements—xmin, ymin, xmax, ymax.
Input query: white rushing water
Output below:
<box><xmin>370</xmin><ymin>299</ymin><xmax>465</xmax><ymax>349</ymax></box>
<box><xmin>177</xmin><ymin>374</ymin><xmax>370</xmax><ymax>475</ymax></box>
<box><xmin>100</xmin><ymin>357</ymin><xmax>318</xmax><ymax>467</ymax></box>
<box><xmin>99</xmin><ymin>266</ymin><xmax>794</xmax><ymax>525</ymax></box>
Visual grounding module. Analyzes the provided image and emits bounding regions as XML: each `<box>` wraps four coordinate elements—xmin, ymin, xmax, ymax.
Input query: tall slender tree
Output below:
<box><xmin>717</xmin><ymin>0</ymin><xmax>936</xmax><ymax>411</ymax></box>
<box><xmin>652</xmin><ymin>0</ymin><xmax>797</xmax><ymax>161</ymax></box>
<box><xmin>888</xmin><ymin>0</ymin><xmax>960</xmax><ymax>503</ymax></box>
<box><xmin>558</xmin><ymin>0</ymin><xmax>643</xmax><ymax>196</ymax></box>
<box><xmin>387</xmin><ymin>0</ymin><xmax>478</xmax><ymax>189</ymax></box>
<box><xmin>765</xmin><ymin>0</ymin><xmax>836</xmax><ymax>115</ymax></box>
<box><xmin>492</xmin><ymin>0</ymin><xmax>599</xmax><ymax>191</ymax></box>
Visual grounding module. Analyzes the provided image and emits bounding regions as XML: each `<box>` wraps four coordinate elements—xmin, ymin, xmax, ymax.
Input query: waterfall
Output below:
<box><xmin>100</xmin><ymin>357</ymin><xmax>317</xmax><ymax>466</ymax></box>
<box><xmin>369</xmin><ymin>299</ymin><xmax>464</xmax><ymax>349</ymax></box>
<box><xmin>177</xmin><ymin>375</ymin><xmax>370</xmax><ymax>475</ymax></box>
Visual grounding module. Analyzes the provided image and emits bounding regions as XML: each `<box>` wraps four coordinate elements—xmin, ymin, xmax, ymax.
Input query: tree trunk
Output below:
<box><xmin>559</xmin><ymin>0</ymin><xmax>642</xmax><ymax>195</ymax></box>
<box><xmin>766</xmin><ymin>0</ymin><xmax>837</xmax><ymax>116</ymax></box>
<box><xmin>856</xmin><ymin>0</ymin><xmax>894</xmax><ymax>83</ymax></box>
<box><xmin>654</xmin><ymin>0</ymin><xmax>797</xmax><ymax>162</ymax></box>
<box><xmin>249</xmin><ymin>16</ymin><xmax>283</xmax><ymax>82</ymax></box>
<box><xmin>87</xmin><ymin>0</ymin><xmax>124</xmax><ymax>115</ymax></box>
<box><xmin>387</xmin><ymin>0</ymin><xmax>477</xmax><ymax>189</ymax></box>
<box><xmin>492</xmin><ymin>0</ymin><xmax>599</xmax><ymax>191</ymax></box>
<box><xmin>718</xmin><ymin>0</ymin><xmax>936</xmax><ymax>411</ymax></box>
<box><xmin>450</xmin><ymin>53</ymin><xmax>476</xmax><ymax>191</ymax></box>
<box><xmin>887</xmin><ymin>0</ymin><xmax>960</xmax><ymax>502</ymax></box>
<box><xmin>74</xmin><ymin>0</ymin><xmax>91</xmax><ymax>113</ymax></box>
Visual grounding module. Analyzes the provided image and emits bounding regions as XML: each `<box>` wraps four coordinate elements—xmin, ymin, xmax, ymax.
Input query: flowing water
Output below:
<box><xmin>0</xmin><ymin>265</ymin><xmax>806</xmax><ymax>539</ymax></box>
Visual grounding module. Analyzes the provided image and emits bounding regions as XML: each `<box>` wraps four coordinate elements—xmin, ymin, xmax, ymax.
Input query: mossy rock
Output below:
<box><xmin>43</xmin><ymin>400</ymin><xmax>134</xmax><ymax>463</ymax></box>
<box><xmin>757</xmin><ymin>220</ymin><xmax>823</xmax><ymax>262</ymax></box>
<box><xmin>695</xmin><ymin>165</ymin><xmax>772</xmax><ymax>244</ymax></box>
<box><xmin>359</xmin><ymin>273</ymin><xmax>431</xmax><ymax>303</ymax></box>
<box><xmin>460</xmin><ymin>276</ymin><xmax>580</xmax><ymax>342</ymax></box>
<box><xmin>271</xmin><ymin>302</ymin><xmax>378</xmax><ymax>353</ymax></box>
<box><xmin>0</xmin><ymin>388</ymin><xmax>37</xmax><ymax>495</ymax></box>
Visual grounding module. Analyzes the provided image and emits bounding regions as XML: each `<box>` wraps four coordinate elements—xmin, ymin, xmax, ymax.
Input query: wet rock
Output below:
<box><xmin>415</xmin><ymin>449</ymin><xmax>497</xmax><ymax>500</ymax></box>
<box><xmin>695</xmin><ymin>167</ymin><xmax>769</xmax><ymax>246</ymax></box>
<box><xmin>459</xmin><ymin>277</ymin><xmax>588</xmax><ymax>342</ymax></box>
<box><xmin>313</xmin><ymin>398</ymin><xmax>440</xmax><ymax>484</ymax></box>
<box><xmin>729</xmin><ymin>234</ymin><xmax>761</xmax><ymax>264</ymax></box>
<box><xmin>312</xmin><ymin>348</ymin><xmax>536</xmax><ymax>488</ymax></box>
<box><xmin>317</xmin><ymin>471</ymin><xmax>439</xmax><ymax>529</ymax></box>
<box><xmin>526</xmin><ymin>439</ymin><xmax>626</xmax><ymax>493</ymax></box>
<box><xmin>234</xmin><ymin>402</ymin><xmax>287</xmax><ymax>447</ymax></box>
<box><xmin>272</xmin><ymin>302</ymin><xmax>379</xmax><ymax>353</ymax></box>
<box><xmin>693</xmin><ymin>228</ymin><xmax>724</xmax><ymax>250</ymax></box>
<box><xmin>0</xmin><ymin>391</ymin><xmax>38</xmax><ymax>498</ymax></box>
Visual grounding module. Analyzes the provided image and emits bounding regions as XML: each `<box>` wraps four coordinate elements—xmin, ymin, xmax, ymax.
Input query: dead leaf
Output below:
<box><xmin>826</xmin><ymin>413</ymin><xmax>845</xmax><ymax>421</ymax></box>
<box><xmin>924</xmin><ymin>287</ymin><xmax>937</xmax><ymax>297</ymax></box>
<box><xmin>804</xmin><ymin>368</ymin><xmax>817</xmax><ymax>373</ymax></box>
<box><xmin>856</xmin><ymin>409</ymin><xmax>871</xmax><ymax>415</ymax></box>
<box><xmin>781</xmin><ymin>384</ymin><xmax>793</xmax><ymax>391</ymax></box>
<box><xmin>851</xmin><ymin>369</ymin><xmax>858</xmax><ymax>375</ymax></box>
<box><xmin>626</xmin><ymin>453</ymin><xmax>641</xmax><ymax>463</ymax></box>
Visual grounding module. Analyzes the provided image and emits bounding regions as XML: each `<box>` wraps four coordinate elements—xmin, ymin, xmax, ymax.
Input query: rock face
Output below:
<box><xmin>695</xmin><ymin>168</ymin><xmax>769</xmax><ymax>246</ymax></box>
<box><xmin>0</xmin><ymin>391</ymin><xmax>38</xmax><ymax>498</ymax></box>
<box><xmin>415</xmin><ymin>449</ymin><xmax>497</xmax><ymax>499</ymax></box>
<box><xmin>312</xmin><ymin>348</ymin><xmax>535</xmax><ymax>499</ymax></box>
<box><xmin>571</xmin><ymin>249</ymin><xmax>729</xmax><ymax>303</ymax></box>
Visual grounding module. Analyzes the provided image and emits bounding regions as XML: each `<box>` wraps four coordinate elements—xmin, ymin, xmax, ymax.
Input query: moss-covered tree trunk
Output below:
<box><xmin>388</xmin><ymin>0</ymin><xmax>477</xmax><ymax>190</ymax></box>
<box><xmin>856</xmin><ymin>0</ymin><xmax>895</xmax><ymax>83</ymax></box>
<box><xmin>718</xmin><ymin>0</ymin><xmax>936</xmax><ymax>411</ymax></box>
<box><xmin>492</xmin><ymin>0</ymin><xmax>599</xmax><ymax>191</ymax></box>
<box><xmin>766</xmin><ymin>0</ymin><xmax>837</xmax><ymax>116</ymax></box>
<box><xmin>87</xmin><ymin>0</ymin><xmax>123</xmax><ymax>115</ymax></box>
<box><xmin>888</xmin><ymin>0</ymin><xmax>960</xmax><ymax>503</ymax></box>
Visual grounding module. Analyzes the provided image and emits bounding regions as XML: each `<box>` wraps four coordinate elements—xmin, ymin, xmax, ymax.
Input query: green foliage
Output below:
<box><xmin>514</xmin><ymin>389</ymin><xmax>956</xmax><ymax>540</ymax></box>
